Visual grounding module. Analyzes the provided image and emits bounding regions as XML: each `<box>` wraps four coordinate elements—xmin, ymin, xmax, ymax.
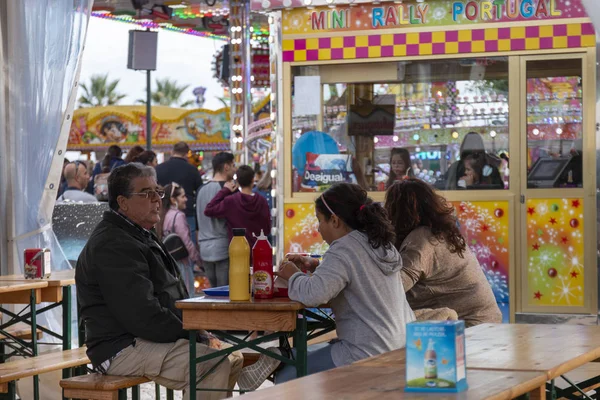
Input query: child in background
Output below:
<box><xmin>157</xmin><ymin>183</ymin><xmax>200</xmax><ymax>296</ymax></box>
<box><xmin>386</xmin><ymin>148</ymin><xmax>414</xmax><ymax>188</ymax></box>
<box><xmin>459</xmin><ymin>152</ymin><xmax>503</xmax><ymax>189</ymax></box>
<box><xmin>238</xmin><ymin>183</ymin><xmax>415</xmax><ymax>390</ymax></box>
<box><xmin>204</xmin><ymin>165</ymin><xmax>271</xmax><ymax>250</ymax></box>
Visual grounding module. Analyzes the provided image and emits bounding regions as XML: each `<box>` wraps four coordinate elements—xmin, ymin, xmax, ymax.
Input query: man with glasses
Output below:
<box><xmin>76</xmin><ymin>163</ymin><xmax>243</xmax><ymax>399</ymax></box>
<box><xmin>57</xmin><ymin>160</ymin><xmax>98</xmax><ymax>203</ymax></box>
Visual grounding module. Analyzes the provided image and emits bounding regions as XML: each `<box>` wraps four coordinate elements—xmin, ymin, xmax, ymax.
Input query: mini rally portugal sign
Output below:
<box><xmin>282</xmin><ymin>0</ymin><xmax>584</xmax><ymax>34</ymax></box>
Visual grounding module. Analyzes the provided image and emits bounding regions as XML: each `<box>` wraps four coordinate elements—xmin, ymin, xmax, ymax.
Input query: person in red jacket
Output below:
<box><xmin>204</xmin><ymin>165</ymin><xmax>271</xmax><ymax>249</ymax></box>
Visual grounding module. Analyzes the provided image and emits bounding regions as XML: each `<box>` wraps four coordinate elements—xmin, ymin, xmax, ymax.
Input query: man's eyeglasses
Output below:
<box><xmin>130</xmin><ymin>189</ymin><xmax>165</xmax><ymax>199</ymax></box>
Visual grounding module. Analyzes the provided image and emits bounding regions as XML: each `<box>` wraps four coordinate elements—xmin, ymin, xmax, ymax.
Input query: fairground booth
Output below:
<box><xmin>254</xmin><ymin>0</ymin><xmax>599</xmax><ymax>324</ymax></box>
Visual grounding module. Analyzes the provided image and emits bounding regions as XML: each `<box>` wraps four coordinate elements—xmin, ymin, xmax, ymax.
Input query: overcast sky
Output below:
<box><xmin>79</xmin><ymin>17</ymin><xmax>226</xmax><ymax>110</ymax></box>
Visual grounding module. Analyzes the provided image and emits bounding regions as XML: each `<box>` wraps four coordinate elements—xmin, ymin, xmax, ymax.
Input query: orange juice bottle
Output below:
<box><xmin>229</xmin><ymin>228</ymin><xmax>250</xmax><ymax>301</ymax></box>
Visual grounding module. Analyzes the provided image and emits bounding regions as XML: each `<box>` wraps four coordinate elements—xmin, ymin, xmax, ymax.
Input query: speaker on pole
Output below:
<box><xmin>220</xmin><ymin>44</ymin><xmax>230</xmax><ymax>82</ymax></box>
<box><xmin>127</xmin><ymin>30</ymin><xmax>158</xmax><ymax>71</ymax></box>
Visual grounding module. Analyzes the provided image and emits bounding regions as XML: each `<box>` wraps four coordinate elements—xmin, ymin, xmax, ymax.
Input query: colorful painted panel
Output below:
<box><xmin>68</xmin><ymin>105</ymin><xmax>230</xmax><ymax>151</ymax></box>
<box><xmin>282</xmin><ymin>23</ymin><xmax>595</xmax><ymax>62</ymax></box>
<box><xmin>283</xmin><ymin>203</ymin><xmax>329</xmax><ymax>255</ymax></box>
<box><xmin>279</xmin><ymin>0</ymin><xmax>583</xmax><ymax>34</ymax></box>
<box><xmin>452</xmin><ymin>201</ymin><xmax>510</xmax><ymax>321</ymax></box>
<box><xmin>526</xmin><ymin>198</ymin><xmax>584</xmax><ymax>306</ymax></box>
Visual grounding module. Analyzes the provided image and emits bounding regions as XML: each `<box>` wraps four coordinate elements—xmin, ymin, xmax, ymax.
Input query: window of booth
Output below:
<box><xmin>525</xmin><ymin>58</ymin><xmax>583</xmax><ymax>189</ymax></box>
<box><xmin>291</xmin><ymin>58</ymin><xmax>510</xmax><ymax>193</ymax></box>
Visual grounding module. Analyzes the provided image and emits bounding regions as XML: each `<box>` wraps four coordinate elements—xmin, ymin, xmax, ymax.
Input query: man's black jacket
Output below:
<box><xmin>76</xmin><ymin>210</ymin><xmax>191</xmax><ymax>367</ymax></box>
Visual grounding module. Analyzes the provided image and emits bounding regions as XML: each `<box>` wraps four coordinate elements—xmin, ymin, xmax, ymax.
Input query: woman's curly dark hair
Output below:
<box><xmin>315</xmin><ymin>183</ymin><xmax>396</xmax><ymax>250</ymax></box>
<box><xmin>384</xmin><ymin>179</ymin><xmax>466</xmax><ymax>257</ymax></box>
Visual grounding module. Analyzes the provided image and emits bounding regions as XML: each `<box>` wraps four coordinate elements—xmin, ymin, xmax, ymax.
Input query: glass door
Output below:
<box><xmin>520</xmin><ymin>54</ymin><xmax>593</xmax><ymax>313</ymax></box>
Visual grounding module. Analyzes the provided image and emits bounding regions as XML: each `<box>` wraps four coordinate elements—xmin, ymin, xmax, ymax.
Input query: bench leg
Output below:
<box><xmin>294</xmin><ymin>311</ymin><xmax>308</xmax><ymax>378</ymax></box>
<box><xmin>132</xmin><ymin>385</ymin><xmax>140</xmax><ymax>400</ymax></box>
<box><xmin>167</xmin><ymin>388</ymin><xmax>174</xmax><ymax>400</ymax></box>
<box><xmin>155</xmin><ymin>383</ymin><xmax>160</xmax><ymax>399</ymax></box>
<box><xmin>0</xmin><ymin>381</ymin><xmax>17</xmax><ymax>400</ymax></box>
<box><xmin>189</xmin><ymin>330</ymin><xmax>197</xmax><ymax>400</ymax></box>
<box><xmin>118</xmin><ymin>388</ymin><xmax>127</xmax><ymax>400</ymax></box>
<box><xmin>30</xmin><ymin>289</ymin><xmax>39</xmax><ymax>400</ymax></box>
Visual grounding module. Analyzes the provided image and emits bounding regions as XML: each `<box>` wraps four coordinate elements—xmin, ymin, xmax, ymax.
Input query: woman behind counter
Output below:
<box><xmin>385</xmin><ymin>179</ymin><xmax>502</xmax><ymax>327</ymax></box>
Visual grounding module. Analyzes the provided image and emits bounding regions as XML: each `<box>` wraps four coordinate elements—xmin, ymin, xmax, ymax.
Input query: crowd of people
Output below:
<box><xmin>60</xmin><ymin>142</ymin><xmax>272</xmax><ymax>292</ymax></box>
<box><xmin>70</xmin><ymin>138</ymin><xmax>501</xmax><ymax>397</ymax></box>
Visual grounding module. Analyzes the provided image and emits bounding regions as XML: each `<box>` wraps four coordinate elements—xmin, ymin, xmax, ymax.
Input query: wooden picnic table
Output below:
<box><xmin>237</xmin><ymin>362</ymin><xmax>548</xmax><ymax>400</ymax></box>
<box><xmin>175</xmin><ymin>296</ymin><xmax>334</xmax><ymax>400</ymax></box>
<box><xmin>0</xmin><ymin>269</ymin><xmax>77</xmax><ymax>399</ymax></box>
<box><xmin>0</xmin><ymin>269</ymin><xmax>74</xmax><ymax>303</ymax></box>
<box><xmin>465</xmin><ymin>323</ymin><xmax>600</xmax><ymax>379</ymax></box>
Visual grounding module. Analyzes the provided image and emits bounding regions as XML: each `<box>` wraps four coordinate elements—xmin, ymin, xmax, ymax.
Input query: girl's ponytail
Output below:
<box><xmin>356</xmin><ymin>200</ymin><xmax>396</xmax><ymax>250</ymax></box>
<box><xmin>315</xmin><ymin>183</ymin><xmax>396</xmax><ymax>249</ymax></box>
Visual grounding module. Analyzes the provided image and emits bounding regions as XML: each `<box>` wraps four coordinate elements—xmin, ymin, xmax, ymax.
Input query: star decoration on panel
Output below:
<box><xmin>452</xmin><ymin>201</ymin><xmax>509</xmax><ymax>320</ymax></box>
<box><xmin>284</xmin><ymin>203</ymin><xmax>329</xmax><ymax>256</ymax></box>
<box><xmin>526</xmin><ymin>198</ymin><xmax>584</xmax><ymax>307</ymax></box>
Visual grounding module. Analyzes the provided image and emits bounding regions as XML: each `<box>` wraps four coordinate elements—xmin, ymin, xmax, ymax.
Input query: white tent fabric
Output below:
<box><xmin>0</xmin><ymin>0</ymin><xmax>93</xmax><ymax>353</ymax></box>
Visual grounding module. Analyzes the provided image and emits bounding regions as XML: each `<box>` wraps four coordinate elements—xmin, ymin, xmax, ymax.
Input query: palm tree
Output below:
<box><xmin>78</xmin><ymin>74</ymin><xmax>127</xmax><ymax>107</ymax></box>
<box><xmin>137</xmin><ymin>78</ymin><xmax>194</xmax><ymax>108</ymax></box>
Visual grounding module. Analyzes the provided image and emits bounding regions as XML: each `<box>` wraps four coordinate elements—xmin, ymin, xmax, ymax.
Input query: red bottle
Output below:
<box><xmin>252</xmin><ymin>230</ymin><xmax>273</xmax><ymax>299</ymax></box>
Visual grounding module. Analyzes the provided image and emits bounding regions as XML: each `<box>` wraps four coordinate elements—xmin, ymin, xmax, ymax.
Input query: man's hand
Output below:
<box><xmin>224</xmin><ymin>180</ymin><xmax>239</xmax><ymax>192</ymax></box>
<box><xmin>275</xmin><ymin>261</ymin><xmax>302</xmax><ymax>281</ymax></box>
<box><xmin>286</xmin><ymin>254</ymin><xmax>319</xmax><ymax>273</ymax></box>
<box><xmin>209</xmin><ymin>337</ymin><xmax>222</xmax><ymax>349</ymax></box>
<box><xmin>460</xmin><ymin>174</ymin><xmax>474</xmax><ymax>187</ymax></box>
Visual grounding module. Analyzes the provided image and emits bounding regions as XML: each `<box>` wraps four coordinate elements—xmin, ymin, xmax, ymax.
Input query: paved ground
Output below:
<box><xmin>136</xmin><ymin>380</ymin><xmax>274</xmax><ymax>399</ymax></box>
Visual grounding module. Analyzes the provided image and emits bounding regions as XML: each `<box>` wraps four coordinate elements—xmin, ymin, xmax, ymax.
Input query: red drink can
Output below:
<box><xmin>24</xmin><ymin>248</ymin><xmax>50</xmax><ymax>279</ymax></box>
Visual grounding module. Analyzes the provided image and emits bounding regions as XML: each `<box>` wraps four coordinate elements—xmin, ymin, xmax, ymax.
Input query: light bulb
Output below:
<box><xmin>490</xmin><ymin>130</ymin><xmax>497</xmax><ymax>138</ymax></box>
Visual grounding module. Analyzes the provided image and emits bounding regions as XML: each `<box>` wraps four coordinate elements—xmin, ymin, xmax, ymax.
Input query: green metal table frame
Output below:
<box><xmin>186</xmin><ymin>307</ymin><xmax>336</xmax><ymax>400</ymax></box>
<box><xmin>0</xmin><ymin>285</ymin><xmax>72</xmax><ymax>400</ymax></box>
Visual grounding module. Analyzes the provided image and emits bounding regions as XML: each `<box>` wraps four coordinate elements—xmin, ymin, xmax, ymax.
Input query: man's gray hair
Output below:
<box><xmin>108</xmin><ymin>162</ymin><xmax>156</xmax><ymax>211</ymax></box>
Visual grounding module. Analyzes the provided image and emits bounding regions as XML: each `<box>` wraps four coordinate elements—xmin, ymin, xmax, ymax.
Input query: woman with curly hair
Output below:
<box><xmin>385</xmin><ymin>179</ymin><xmax>501</xmax><ymax>327</ymax></box>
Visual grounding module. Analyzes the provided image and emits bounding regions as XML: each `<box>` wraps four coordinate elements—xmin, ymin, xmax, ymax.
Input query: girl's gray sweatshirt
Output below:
<box><xmin>288</xmin><ymin>230</ymin><xmax>416</xmax><ymax>367</ymax></box>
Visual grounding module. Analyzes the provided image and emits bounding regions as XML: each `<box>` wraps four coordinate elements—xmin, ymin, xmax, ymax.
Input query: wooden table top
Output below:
<box><xmin>176</xmin><ymin>296</ymin><xmax>305</xmax><ymax>311</ymax></box>
<box><xmin>0</xmin><ymin>280</ymin><xmax>48</xmax><ymax>294</ymax></box>
<box><xmin>0</xmin><ymin>269</ymin><xmax>75</xmax><ymax>286</ymax></box>
<box><xmin>465</xmin><ymin>323</ymin><xmax>600</xmax><ymax>379</ymax></box>
<box><xmin>238</xmin><ymin>363</ymin><xmax>547</xmax><ymax>400</ymax></box>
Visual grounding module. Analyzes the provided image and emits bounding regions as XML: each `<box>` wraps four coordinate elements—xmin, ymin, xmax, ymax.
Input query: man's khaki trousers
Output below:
<box><xmin>107</xmin><ymin>338</ymin><xmax>243</xmax><ymax>400</ymax></box>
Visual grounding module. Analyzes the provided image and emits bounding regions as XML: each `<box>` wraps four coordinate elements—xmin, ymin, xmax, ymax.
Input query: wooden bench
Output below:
<box><xmin>0</xmin><ymin>347</ymin><xmax>89</xmax><ymax>398</ymax></box>
<box><xmin>0</xmin><ymin>322</ymin><xmax>43</xmax><ymax>341</ymax></box>
<box><xmin>60</xmin><ymin>374</ymin><xmax>150</xmax><ymax>400</ymax></box>
<box><xmin>59</xmin><ymin>351</ymin><xmax>262</xmax><ymax>399</ymax></box>
<box><xmin>553</xmin><ymin>362</ymin><xmax>600</xmax><ymax>399</ymax></box>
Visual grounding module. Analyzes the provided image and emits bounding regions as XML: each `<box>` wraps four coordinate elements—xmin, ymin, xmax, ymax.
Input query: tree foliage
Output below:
<box><xmin>78</xmin><ymin>74</ymin><xmax>127</xmax><ymax>107</ymax></box>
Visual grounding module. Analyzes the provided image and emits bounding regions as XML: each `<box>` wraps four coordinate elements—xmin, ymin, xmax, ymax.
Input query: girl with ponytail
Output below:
<box><xmin>270</xmin><ymin>183</ymin><xmax>415</xmax><ymax>384</ymax></box>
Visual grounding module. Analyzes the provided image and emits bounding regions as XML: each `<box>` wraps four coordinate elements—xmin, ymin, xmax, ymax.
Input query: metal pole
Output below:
<box><xmin>146</xmin><ymin>69</ymin><xmax>152</xmax><ymax>150</ymax></box>
<box><xmin>241</xmin><ymin>0</ymin><xmax>251</xmax><ymax>165</ymax></box>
